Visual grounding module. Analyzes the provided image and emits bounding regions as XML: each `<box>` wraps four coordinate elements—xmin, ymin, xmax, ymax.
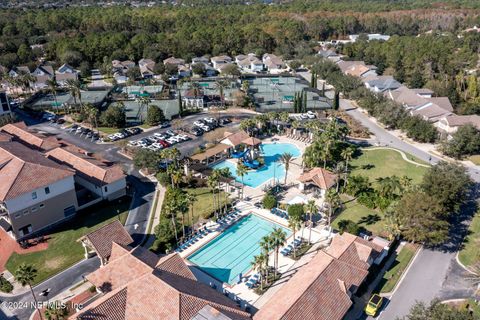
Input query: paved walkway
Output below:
<box><xmin>364</xmin><ymin>147</ymin><xmax>430</xmax><ymax>168</ymax></box>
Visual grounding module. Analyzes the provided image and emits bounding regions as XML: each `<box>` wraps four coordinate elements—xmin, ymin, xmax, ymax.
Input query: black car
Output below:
<box><xmin>159</xmin><ymin>122</ymin><xmax>170</xmax><ymax>128</ymax></box>
<box><xmin>219</xmin><ymin>118</ymin><xmax>232</xmax><ymax>126</ymax></box>
<box><xmin>191</xmin><ymin>127</ymin><xmax>204</xmax><ymax>136</ymax></box>
<box><xmin>56</xmin><ymin>118</ymin><xmax>65</xmax><ymax>124</ymax></box>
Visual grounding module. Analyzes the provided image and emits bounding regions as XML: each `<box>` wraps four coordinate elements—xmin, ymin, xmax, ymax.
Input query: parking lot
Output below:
<box><xmin>29</xmin><ymin>111</ymin><xmax>242</xmax><ymax>161</ymax></box>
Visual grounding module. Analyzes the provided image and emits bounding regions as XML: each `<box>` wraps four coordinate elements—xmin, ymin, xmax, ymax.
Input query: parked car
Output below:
<box><xmin>306</xmin><ymin>111</ymin><xmax>316</xmax><ymax>119</ymax></box>
<box><xmin>159</xmin><ymin>122</ymin><xmax>170</xmax><ymax>128</ymax></box>
<box><xmin>219</xmin><ymin>118</ymin><xmax>232</xmax><ymax>125</ymax></box>
<box><xmin>166</xmin><ymin>137</ymin><xmax>177</xmax><ymax>145</ymax></box>
<box><xmin>194</xmin><ymin>120</ymin><xmax>205</xmax><ymax>127</ymax></box>
<box><xmin>300</xmin><ymin>113</ymin><xmax>309</xmax><ymax>119</ymax></box>
<box><xmin>76</xmin><ymin>127</ymin><xmax>84</xmax><ymax>134</ymax></box>
<box><xmin>68</xmin><ymin>125</ymin><xmax>78</xmax><ymax>132</ymax></box>
<box><xmin>365</xmin><ymin>294</ymin><xmax>383</xmax><ymax>317</ymax></box>
<box><xmin>158</xmin><ymin>140</ymin><xmax>170</xmax><ymax>148</ymax></box>
<box><xmin>166</xmin><ymin>130</ymin><xmax>176</xmax><ymax>136</ymax></box>
<box><xmin>154</xmin><ymin>132</ymin><xmax>168</xmax><ymax>140</ymax></box>
<box><xmin>56</xmin><ymin>118</ymin><xmax>65</xmax><ymax>124</ymax></box>
<box><xmin>191</xmin><ymin>127</ymin><xmax>203</xmax><ymax>136</ymax></box>
<box><xmin>86</xmin><ymin>132</ymin><xmax>93</xmax><ymax>138</ymax></box>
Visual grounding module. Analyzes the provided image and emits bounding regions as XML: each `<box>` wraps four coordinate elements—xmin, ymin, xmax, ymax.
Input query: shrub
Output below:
<box><xmin>337</xmin><ymin>219</ymin><xmax>361</xmax><ymax>235</ymax></box>
<box><xmin>146</xmin><ymin>105</ymin><xmax>166</xmax><ymax>126</ymax></box>
<box><xmin>262</xmin><ymin>194</ymin><xmax>277</xmax><ymax>210</ymax></box>
<box><xmin>156</xmin><ymin>172</ymin><xmax>170</xmax><ymax>187</ymax></box>
<box><xmin>357</xmin><ymin>192</ymin><xmax>377</xmax><ymax>209</ymax></box>
<box><xmin>288</xmin><ymin>203</ymin><xmax>305</xmax><ymax>219</ymax></box>
<box><xmin>0</xmin><ymin>276</ymin><xmax>13</xmax><ymax>293</ymax></box>
<box><xmin>100</xmin><ymin>104</ymin><xmax>126</xmax><ymax>128</ymax></box>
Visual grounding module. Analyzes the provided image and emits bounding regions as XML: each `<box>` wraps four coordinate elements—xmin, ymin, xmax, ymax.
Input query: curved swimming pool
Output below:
<box><xmin>212</xmin><ymin>142</ymin><xmax>301</xmax><ymax>188</ymax></box>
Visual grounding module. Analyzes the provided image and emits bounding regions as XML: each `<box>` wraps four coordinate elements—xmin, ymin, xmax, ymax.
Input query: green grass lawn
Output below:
<box><xmin>333</xmin><ymin>149</ymin><xmax>428</xmax><ymax>237</ymax></box>
<box><xmin>350</xmin><ymin>148</ymin><xmax>428</xmax><ymax>185</ymax></box>
<box><xmin>185</xmin><ymin>188</ymin><xmax>229</xmax><ymax>224</ymax></box>
<box><xmin>139</xmin><ymin>124</ymin><xmax>153</xmax><ymax>129</ymax></box>
<box><xmin>6</xmin><ymin>197</ymin><xmax>130</xmax><ymax>285</ymax></box>
<box><xmin>377</xmin><ymin>243</ymin><xmax>417</xmax><ymax>293</ymax></box>
<box><xmin>468</xmin><ymin>155</ymin><xmax>480</xmax><ymax>166</ymax></box>
<box><xmin>333</xmin><ymin>196</ymin><xmax>386</xmax><ymax>236</ymax></box>
<box><xmin>458</xmin><ymin>212</ymin><xmax>480</xmax><ymax>268</ymax></box>
<box><xmin>97</xmin><ymin>127</ymin><xmax>120</xmax><ymax>135</ymax></box>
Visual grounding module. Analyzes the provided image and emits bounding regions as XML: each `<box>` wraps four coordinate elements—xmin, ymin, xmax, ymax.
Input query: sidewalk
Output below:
<box><xmin>143</xmin><ymin>184</ymin><xmax>166</xmax><ymax>249</ymax></box>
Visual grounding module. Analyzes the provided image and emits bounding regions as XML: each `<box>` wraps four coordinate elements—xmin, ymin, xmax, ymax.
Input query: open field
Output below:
<box><xmin>185</xmin><ymin>188</ymin><xmax>230</xmax><ymax>224</ymax></box>
<box><xmin>350</xmin><ymin>148</ymin><xmax>428</xmax><ymax>185</ymax></box>
<box><xmin>333</xmin><ymin>196</ymin><xmax>386</xmax><ymax>236</ymax></box>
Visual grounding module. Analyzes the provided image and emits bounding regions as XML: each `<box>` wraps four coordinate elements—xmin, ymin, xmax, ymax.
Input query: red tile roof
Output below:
<box><xmin>72</xmin><ymin>245</ymin><xmax>250</xmax><ymax>320</ymax></box>
<box><xmin>83</xmin><ymin>220</ymin><xmax>133</xmax><ymax>261</ymax></box>
<box><xmin>46</xmin><ymin>146</ymin><xmax>125</xmax><ymax>185</ymax></box>
<box><xmin>222</xmin><ymin>131</ymin><xmax>250</xmax><ymax>147</ymax></box>
<box><xmin>297</xmin><ymin>167</ymin><xmax>337</xmax><ymax>190</ymax></box>
<box><xmin>0</xmin><ymin>122</ymin><xmax>61</xmax><ymax>151</ymax></box>
<box><xmin>253</xmin><ymin>233</ymin><xmax>383</xmax><ymax>320</ymax></box>
<box><xmin>0</xmin><ymin>141</ymin><xmax>74</xmax><ymax>201</ymax></box>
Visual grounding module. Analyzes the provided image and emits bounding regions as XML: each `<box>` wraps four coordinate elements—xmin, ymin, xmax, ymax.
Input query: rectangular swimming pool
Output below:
<box><xmin>188</xmin><ymin>214</ymin><xmax>291</xmax><ymax>284</ymax></box>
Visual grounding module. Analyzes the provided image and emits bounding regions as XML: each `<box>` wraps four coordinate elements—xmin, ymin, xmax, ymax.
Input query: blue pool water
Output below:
<box><xmin>188</xmin><ymin>214</ymin><xmax>291</xmax><ymax>284</ymax></box>
<box><xmin>212</xmin><ymin>142</ymin><xmax>301</xmax><ymax>188</ymax></box>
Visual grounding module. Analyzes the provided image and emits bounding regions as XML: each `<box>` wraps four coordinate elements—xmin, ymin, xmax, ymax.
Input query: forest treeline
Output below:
<box><xmin>1</xmin><ymin>1</ymin><xmax>480</xmax><ymax>71</ymax></box>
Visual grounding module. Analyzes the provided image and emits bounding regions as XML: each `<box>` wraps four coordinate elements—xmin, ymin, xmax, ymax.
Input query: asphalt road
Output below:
<box><xmin>340</xmin><ymin>99</ymin><xmax>480</xmax><ymax>320</ymax></box>
<box><xmin>0</xmin><ymin>257</ymin><xmax>101</xmax><ymax>320</ymax></box>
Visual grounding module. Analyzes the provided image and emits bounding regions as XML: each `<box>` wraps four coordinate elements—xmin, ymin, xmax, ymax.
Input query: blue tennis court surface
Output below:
<box><xmin>188</xmin><ymin>214</ymin><xmax>291</xmax><ymax>284</ymax></box>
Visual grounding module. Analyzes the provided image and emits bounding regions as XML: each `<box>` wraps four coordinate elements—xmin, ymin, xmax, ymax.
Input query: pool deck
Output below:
<box><xmin>181</xmin><ymin>200</ymin><xmax>330</xmax><ymax>312</ymax></box>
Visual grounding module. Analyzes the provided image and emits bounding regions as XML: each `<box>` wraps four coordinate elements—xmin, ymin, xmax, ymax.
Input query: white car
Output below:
<box><xmin>300</xmin><ymin>113</ymin><xmax>309</xmax><ymax>119</ymax></box>
<box><xmin>166</xmin><ymin>137</ymin><xmax>177</xmax><ymax>145</ymax></box>
<box><xmin>199</xmin><ymin>125</ymin><xmax>211</xmax><ymax>132</ymax></box>
<box><xmin>194</xmin><ymin>120</ymin><xmax>205</xmax><ymax>127</ymax></box>
<box><xmin>170</xmin><ymin>136</ymin><xmax>183</xmax><ymax>143</ymax></box>
<box><xmin>204</xmin><ymin>117</ymin><xmax>216</xmax><ymax>123</ymax></box>
<box><xmin>307</xmin><ymin>111</ymin><xmax>316</xmax><ymax>119</ymax></box>
<box><xmin>151</xmin><ymin>143</ymin><xmax>164</xmax><ymax>149</ymax></box>
<box><xmin>177</xmin><ymin>134</ymin><xmax>190</xmax><ymax>141</ymax></box>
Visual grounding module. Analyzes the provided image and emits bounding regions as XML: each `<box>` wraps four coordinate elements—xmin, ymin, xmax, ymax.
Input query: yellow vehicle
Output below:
<box><xmin>365</xmin><ymin>294</ymin><xmax>383</xmax><ymax>317</ymax></box>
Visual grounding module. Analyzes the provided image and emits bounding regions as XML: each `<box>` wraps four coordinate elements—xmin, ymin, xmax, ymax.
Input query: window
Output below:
<box><xmin>31</xmin><ymin>207</ymin><xmax>38</xmax><ymax>213</ymax></box>
<box><xmin>32</xmin><ymin>192</ymin><xmax>37</xmax><ymax>200</ymax></box>
<box><xmin>14</xmin><ymin>213</ymin><xmax>22</xmax><ymax>219</ymax></box>
<box><xmin>39</xmin><ymin>204</ymin><xmax>45</xmax><ymax>209</ymax></box>
<box><xmin>18</xmin><ymin>225</ymin><xmax>32</xmax><ymax>237</ymax></box>
<box><xmin>23</xmin><ymin>210</ymin><xmax>29</xmax><ymax>216</ymax></box>
<box><xmin>44</xmin><ymin>187</ymin><xmax>50</xmax><ymax>195</ymax></box>
<box><xmin>104</xmin><ymin>186</ymin><xmax>108</xmax><ymax>192</ymax></box>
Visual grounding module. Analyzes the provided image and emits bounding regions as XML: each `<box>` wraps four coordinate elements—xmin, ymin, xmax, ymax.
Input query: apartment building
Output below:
<box><xmin>0</xmin><ymin>141</ymin><xmax>78</xmax><ymax>239</ymax></box>
<box><xmin>0</xmin><ymin>122</ymin><xmax>126</xmax><ymax>240</ymax></box>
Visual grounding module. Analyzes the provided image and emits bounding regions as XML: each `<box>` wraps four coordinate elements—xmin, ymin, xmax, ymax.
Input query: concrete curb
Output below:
<box><xmin>455</xmin><ymin>251</ymin><xmax>476</xmax><ymax>275</ymax></box>
<box><xmin>385</xmin><ymin>245</ymin><xmax>422</xmax><ymax>297</ymax></box>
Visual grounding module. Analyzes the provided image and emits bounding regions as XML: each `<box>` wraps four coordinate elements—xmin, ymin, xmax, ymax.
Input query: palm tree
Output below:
<box><xmin>376</xmin><ymin>176</ymin><xmax>402</xmax><ymax>199</ymax></box>
<box><xmin>207</xmin><ymin>173</ymin><xmax>219</xmax><ymax>219</ymax></box>
<box><xmin>220</xmin><ymin>168</ymin><xmax>232</xmax><ymax>214</ymax></box>
<box><xmin>236</xmin><ymin>163</ymin><xmax>248</xmax><ymax>200</ymax></box>
<box><xmin>259</xmin><ymin>235</ymin><xmax>274</xmax><ymax>283</ymax></box>
<box><xmin>165</xmin><ymin>202</ymin><xmax>178</xmax><ymax>244</ymax></box>
<box><xmin>304</xmin><ymin>200</ymin><xmax>318</xmax><ymax>244</ymax></box>
<box><xmin>46</xmin><ymin>78</ymin><xmax>60</xmax><ymax>112</ymax></box>
<box><xmin>20</xmin><ymin>72</ymin><xmax>35</xmax><ymax>96</ymax></box>
<box><xmin>332</xmin><ymin>161</ymin><xmax>346</xmax><ymax>192</ymax></box>
<box><xmin>325</xmin><ymin>189</ymin><xmax>341</xmax><ymax>230</ymax></box>
<box><xmin>137</xmin><ymin>95</ymin><xmax>151</xmax><ymax>123</ymax></box>
<box><xmin>279</xmin><ymin>152</ymin><xmax>294</xmax><ymax>185</ymax></box>
<box><xmin>241</xmin><ymin>80</ymin><xmax>250</xmax><ymax>93</ymax></box>
<box><xmin>15</xmin><ymin>264</ymin><xmax>43</xmax><ymax>320</ymax></box>
<box><xmin>271</xmin><ymin>228</ymin><xmax>287</xmax><ymax>277</ymax></box>
<box><xmin>84</xmin><ymin>103</ymin><xmax>99</xmax><ymax>133</ymax></box>
<box><xmin>65</xmin><ymin>79</ymin><xmax>82</xmax><ymax>113</ymax></box>
<box><xmin>215</xmin><ymin>79</ymin><xmax>230</xmax><ymax>107</ymax></box>
<box><xmin>341</xmin><ymin>146</ymin><xmax>354</xmax><ymax>187</ymax></box>
<box><xmin>186</xmin><ymin>192</ymin><xmax>197</xmax><ymax>234</ymax></box>
<box><xmin>288</xmin><ymin>215</ymin><xmax>302</xmax><ymax>258</ymax></box>
<box><xmin>252</xmin><ymin>254</ymin><xmax>268</xmax><ymax>291</ymax></box>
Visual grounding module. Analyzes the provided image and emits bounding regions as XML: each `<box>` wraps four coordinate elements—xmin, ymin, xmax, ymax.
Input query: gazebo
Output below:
<box><xmin>189</xmin><ymin>143</ymin><xmax>231</xmax><ymax>165</ymax></box>
<box><xmin>297</xmin><ymin>167</ymin><xmax>337</xmax><ymax>197</ymax></box>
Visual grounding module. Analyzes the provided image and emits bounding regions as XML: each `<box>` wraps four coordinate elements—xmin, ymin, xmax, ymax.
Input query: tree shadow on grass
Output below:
<box><xmin>358</xmin><ymin>214</ymin><xmax>381</xmax><ymax>226</ymax></box>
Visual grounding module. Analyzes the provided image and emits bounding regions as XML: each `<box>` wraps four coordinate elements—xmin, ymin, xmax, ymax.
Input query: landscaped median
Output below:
<box><xmin>6</xmin><ymin>197</ymin><xmax>131</xmax><ymax>285</ymax></box>
<box><xmin>377</xmin><ymin>243</ymin><xmax>418</xmax><ymax>294</ymax></box>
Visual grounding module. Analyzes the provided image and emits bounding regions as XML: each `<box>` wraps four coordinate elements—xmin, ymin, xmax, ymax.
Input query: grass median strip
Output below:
<box><xmin>458</xmin><ymin>211</ymin><xmax>480</xmax><ymax>268</ymax></box>
<box><xmin>378</xmin><ymin>243</ymin><xmax>418</xmax><ymax>294</ymax></box>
